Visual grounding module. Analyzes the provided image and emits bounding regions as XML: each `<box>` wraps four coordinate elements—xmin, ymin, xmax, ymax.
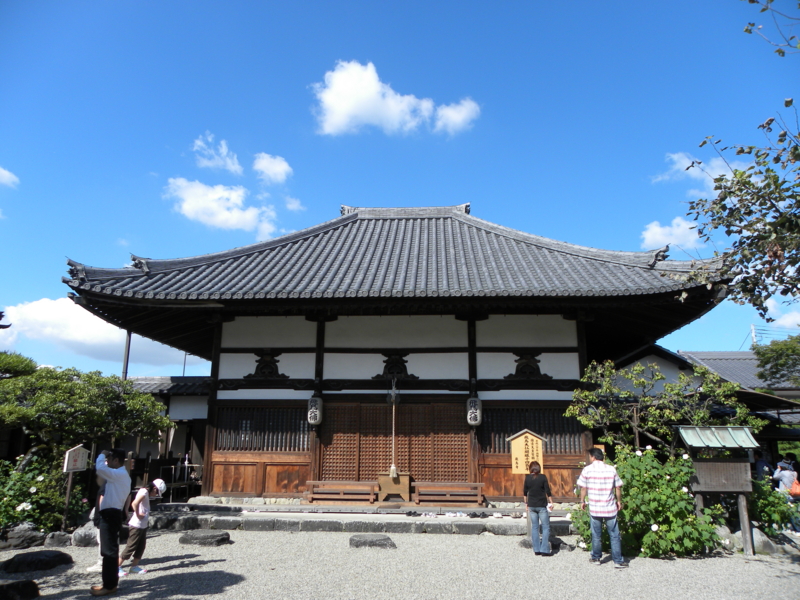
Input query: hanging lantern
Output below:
<box><xmin>466</xmin><ymin>396</ymin><xmax>482</xmax><ymax>426</ymax></box>
<box><xmin>307</xmin><ymin>394</ymin><xmax>323</xmax><ymax>426</ymax></box>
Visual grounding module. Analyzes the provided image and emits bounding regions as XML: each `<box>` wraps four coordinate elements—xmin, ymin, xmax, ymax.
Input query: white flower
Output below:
<box><xmin>29</xmin><ymin>487</ymin><xmax>37</xmax><ymax>493</ymax></box>
<box><xmin>635</xmin><ymin>450</ymin><xmax>643</xmax><ymax>456</ymax></box>
<box><xmin>723</xmin><ymin>539</ymin><xmax>729</xmax><ymax>545</ymax></box>
<box><xmin>578</xmin><ymin>542</ymin><xmax>586</xmax><ymax>548</ymax></box>
<box><xmin>565</xmin><ymin>513</ymin><xmax>572</xmax><ymax>520</ymax></box>
<box><xmin>651</xmin><ymin>524</ymin><xmax>659</xmax><ymax>532</ymax></box>
<box><xmin>682</xmin><ymin>486</ymin><xmax>689</xmax><ymax>493</ymax></box>
<box><xmin>665</xmin><ymin>475</ymin><xmax>670</xmax><ymax>479</ymax></box>
<box><xmin>15</xmin><ymin>502</ymin><xmax>31</xmax><ymax>512</ymax></box>
<box><xmin>682</xmin><ymin>454</ymin><xmax>689</xmax><ymax>460</ymax></box>
<box><xmin>36</xmin><ymin>476</ymin><xmax>44</xmax><ymax>482</ymax></box>
<box><xmin>645</xmin><ymin>445</ymin><xmax>652</xmax><ymax>450</ymax></box>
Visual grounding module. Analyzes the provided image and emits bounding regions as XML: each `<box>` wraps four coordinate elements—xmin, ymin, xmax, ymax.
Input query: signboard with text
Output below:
<box><xmin>507</xmin><ymin>429</ymin><xmax>546</xmax><ymax>474</ymax></box>
<box><xmin>63</xmin><ymin>444</ymin><xmax>90</xmax><ymax>473</ymax></box>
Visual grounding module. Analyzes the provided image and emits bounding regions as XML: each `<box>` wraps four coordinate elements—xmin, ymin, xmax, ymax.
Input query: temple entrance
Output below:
<box><xmin>320</xmin><ymin>403</ymin><xmax>471</xmax><ymax>482</ymax></box>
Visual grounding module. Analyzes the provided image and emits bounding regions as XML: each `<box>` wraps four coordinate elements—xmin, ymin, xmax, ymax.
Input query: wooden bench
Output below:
<box><xmin>306</xmin><ymin>481</ymin><xmax>378</xmax><ymax>503</ymax></box>
<box><xmin>413</xmin><ymin>482</ymin><xmax>485</xmax><ymax>505</ymax></box>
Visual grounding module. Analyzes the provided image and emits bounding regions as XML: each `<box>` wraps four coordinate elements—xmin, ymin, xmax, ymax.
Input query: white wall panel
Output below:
<box><xmin>216</xmin><ymin>390</ymin><xmax>314</xmax><ymax>400</ymax></box>
<box><xmin>324</xmin><ymin>353</ymin><xmax>387</xmax><ymax>379</ymax></box>
<box><xmin>326</xmin><ymin>316</ymin><xmax>466</xmax><ymax>348</ymax></box>
<box><xmin>219</xmin><ymin>353</ymin><xmax>315</xmax><ymax>379</ymax></box>
<box><xmin>221</xmin><ymin>316</ymin><xmax>316</xmax><ymax>347</ymax></box>
<box><xmin>476</xmin><ymin>315</ymin><xmax>576</xmax><ymax>346</ymax></box>
<box><xmin>477</xmin><ymin>352</ymin><xmax>579</xmax><ymax>379</ymax></box>
<box><xmin>405</xmin><ymin>353</ymin><xmax>469</xmax><ymax>379</ymax></box>
<box><xmin>168</xmin><ymin>396</ymin><xmax>208</xmax><ymax>420</ymax></box>
<box><xmin>478</xmin><ymin>391</ymin><xmax>574</xmax><ymax>401</ymax></box>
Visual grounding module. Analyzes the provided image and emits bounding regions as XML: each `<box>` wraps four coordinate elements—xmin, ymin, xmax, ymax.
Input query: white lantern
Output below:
<box><xmin>466</xmin><ymin>396</ymin><xmax>482</xmax><ymax>426</ymax></box>
<box><xmin>307</xmin><ymin>395</ymin><xmax>323</xmax><ymax>426</ymax></box>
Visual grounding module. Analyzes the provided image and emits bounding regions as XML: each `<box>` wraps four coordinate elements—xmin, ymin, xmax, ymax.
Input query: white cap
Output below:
<box><xmin>152</xmin><ymin>479</ymin><xmax>167</xmax><ymax>495</ymax></box>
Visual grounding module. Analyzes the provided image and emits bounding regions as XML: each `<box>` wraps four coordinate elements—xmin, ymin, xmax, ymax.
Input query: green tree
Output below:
<box><xmin>565</xmin><ymin>361</ymin><xmax>767</xmax><ymax>455</ymax></box>
<box><xmin>686</xmin><ymin>1</ymin><xmax>799</xmax><ymax>318</ymax></box>
<box><xmin>0</xmin><ymin>352</ymin><xmax>173</xmax><ymax>464</ymax></box>
<box><xmin>753</xmin><ymin>333</ymin><xmax>800</xmax><ymax>386</ymax></box>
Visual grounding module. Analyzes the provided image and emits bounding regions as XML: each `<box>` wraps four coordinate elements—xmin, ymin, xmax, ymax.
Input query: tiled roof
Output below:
<box><xmin>130</xmin><ymin>376</ymin><xmax>210</xmax><ymax>395</ymax></box>
<box><xmin>64</xmin><ymin>204</ymin><xmax>721</xmax><ymax>300</ymax></box>
<box><xmin>678</xmin><ymin>350</ymin><xmax>798</xmax><ymax>391</ymax></box>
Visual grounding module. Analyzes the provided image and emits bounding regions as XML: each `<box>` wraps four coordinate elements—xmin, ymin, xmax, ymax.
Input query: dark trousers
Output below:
<box><xmin>98</xmin><ymin>508</ymin><xmax>123</xmax><ymax>590</ymax></box>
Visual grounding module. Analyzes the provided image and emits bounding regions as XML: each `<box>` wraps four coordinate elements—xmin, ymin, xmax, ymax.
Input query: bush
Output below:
<box><xmin>725</xmin><ymin>478</ymin><xmax>798</xmax><ymax>539</ymax></box>
<box><xmin>0</xmin><ymin>455</ymin><xmax>86</xmax><ymax>532</ymax></box>
<box><xmin>572</xmin><ymin>448</ymin><xmax>720</xmax><ymax>557</ymax></box>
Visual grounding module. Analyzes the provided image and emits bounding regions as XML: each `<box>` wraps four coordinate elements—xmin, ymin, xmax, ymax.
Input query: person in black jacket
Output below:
<box><xmin>523</xmin><ymin>460</ymin><xmax>554</xmax><ymax>556</ymax></box>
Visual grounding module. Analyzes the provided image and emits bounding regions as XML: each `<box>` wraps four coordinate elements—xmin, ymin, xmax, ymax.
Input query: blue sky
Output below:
<box><xmin>0</xmin><ymin>1</ymin><xmax>797</xmax><ymax>377</ymax></box>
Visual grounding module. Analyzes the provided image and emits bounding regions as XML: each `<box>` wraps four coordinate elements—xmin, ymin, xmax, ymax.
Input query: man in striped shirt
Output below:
<box><xmin>577</xmin><ymin>448</ymin><xmax>626</xmax><ymax>568</ymax></box>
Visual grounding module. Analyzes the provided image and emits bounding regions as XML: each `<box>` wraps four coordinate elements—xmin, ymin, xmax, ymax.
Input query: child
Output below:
<box><xmin>118</xmin><ymin>479</ymin><xmax>166</xmax><ymax>575</ymax></box>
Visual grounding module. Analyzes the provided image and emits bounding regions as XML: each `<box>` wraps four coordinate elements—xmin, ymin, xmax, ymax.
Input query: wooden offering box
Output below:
<box><xmin>378</xmin><ymin>472</ymin><xmax>411</xmax><ymax>502</ymax></box>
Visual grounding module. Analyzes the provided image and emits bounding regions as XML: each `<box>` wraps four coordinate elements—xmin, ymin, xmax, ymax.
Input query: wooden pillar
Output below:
<box><xmin>201</xmin><ymin>318</ymin><xmax>223</xmax><ymax>497</ymax></box>
<box><xmin>694</xmin><ymin>493</ymin><xmax>704</xmax><ymax>519</ymax></box>
<box><xmin>738</xmin><ymin>493</ymin><xmax>754</xmax><ymax>556</ymax></box>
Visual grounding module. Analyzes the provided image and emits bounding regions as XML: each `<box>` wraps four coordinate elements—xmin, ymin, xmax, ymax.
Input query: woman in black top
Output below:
<box><xmin>523</xmin><ymin>461</ymin><xmax>554</xmax><ymax>555</ymax></box>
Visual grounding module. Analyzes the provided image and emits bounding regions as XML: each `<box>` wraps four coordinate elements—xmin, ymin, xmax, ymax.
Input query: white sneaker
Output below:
<box><xmin>86</xmin><ymin>562</ymin><xmax>103</xmax><ymax>573</ymax></box>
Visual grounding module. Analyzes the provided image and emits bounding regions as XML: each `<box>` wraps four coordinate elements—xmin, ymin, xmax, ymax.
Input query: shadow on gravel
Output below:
<box><xmin>44</xmin><ymin>569</ymin><xmax>246</xmax><ymax>599</ymax></box>
<box><xmin>143</xmin><ymin>558</ymin><xmax>227</xmax><ymax>573</ymax></box>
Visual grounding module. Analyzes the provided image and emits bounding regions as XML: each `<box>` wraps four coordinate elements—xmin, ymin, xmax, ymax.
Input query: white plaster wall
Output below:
<box><xmin>323</xmin><ymin>353</ymin><xmax>386</xmax><ymax>379</ymax></box>
<box><xmin>326</xmin><ymin>316</ymin><xmax>466</xmax><ymax>348</ymax></box>
<box><xmin>405</xmin><ymin>353</ymin><xmax>469</xmax><ymax>379</ymax></box>
<box><xmin>219</xmin><ymin>353</ymin><xmax>315</xmax><ymax>379</ymax></box>
<box><xmin>477</xmin><ymin>352</ymin><xmax>579</xmax><ymax>379</ymax></box>
<box><xmin>323</xmin><ymin>390</ymin><xmax>465</xmax><ymax>395</ymax></box>
<box><xmin>168</xmin><ymin>396</ymin><xmax>208</xmax><ymax>420</ymax></box>
<box><xmin>221</xmin><ymin>316</ymin><xmax>316</xmax><ymax>347</ymax></box>
<box><xmin>478</xmin><ymin>391</ymin><xmax>575</xmax><ymax>401</ymax></box>
<box><xmin>476</xmin><ymin>315</ymin><xmax>577</xmax><ymax>347</ymax></box>
<box><xmin>217</xmin><ymin>390</ymin><xmax>314</xmax><ymax>400</ymax></box>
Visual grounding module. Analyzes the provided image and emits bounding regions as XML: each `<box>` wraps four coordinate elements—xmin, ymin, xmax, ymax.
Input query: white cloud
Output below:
<box><xmin>312</xmin><ymin>60</ymin><xmax>478</xmax><ymax>136</ymax></box>
<box><xmin>434</xmin><ymin>98</ymin><xmax>480</xmax><ymax>135</ymax></box>
<box><xmin>192</xmin><ymin>132</ymin><xmax>243</xmax><ymax>174</ymax></box>
<box><xmin>652</xmin><ymin>152</ymin><xmax>750</xmax><ymax>198</ymax></box>
<box><xmin>117</xmin><ymin>238</ymin><xmax>129</xmax><ymax>247</ymax></box>
<box><xmin>285</xmin><ymin>196</ymin><xmax>305</xmax><ymax>212</ymax></box>
<box><xmin>0</xmin><ymin>298</ymin><xmax>201</xmax><ymax>367</ymax></box>
<box><xmin>164</xmin><ymin>177</ymin><xmax>277</xmax><ymax>239</ymax></box>
<box><xmin>253</xmin><ymin>153</ymin><xmax>293</xmax><ymax>184</ymax></box>
<box><xmin>0</xmin><ymin>166</ymin><xmax>20</xmax><ymax>188</ymax></box>
<box><xmin>640</xmin><ymin>216</ymin><xmax>703</xmax><ymax>250</ymax></box>
<box><xmin>765</xmin><ymin>298</ymin><xmax>800</xmax><ymax>329</ymax></box>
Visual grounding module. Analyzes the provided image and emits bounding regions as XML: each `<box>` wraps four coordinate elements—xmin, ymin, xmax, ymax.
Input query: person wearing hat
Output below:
<box><xmin>118</xmin><ymin>479</ymin><xmax>166</xmax><ymax>576</ymax></box>
<box><xmin>772</xmin><ymin>461</ymin><xmax>797</xmax><ymax>492</ymax></box>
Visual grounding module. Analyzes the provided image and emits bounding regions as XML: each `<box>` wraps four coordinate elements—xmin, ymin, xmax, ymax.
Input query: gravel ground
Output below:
<box><xmin>2</xmin><ymin>531</ymin><xmax>800</xmax><ymax>600</ymax></box>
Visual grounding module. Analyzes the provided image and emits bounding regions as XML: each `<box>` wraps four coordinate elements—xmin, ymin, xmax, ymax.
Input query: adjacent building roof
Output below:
<box><xmin>678</xmin><ymin>351</ymin><xmax>798</xmax><ymax>392</ymax></box>
<box><xmin>130</xmin><ymin>376</ymin><xmax>210</xmax><ymax>396</ymax></box>
<box><xmin>63</xmin><ymin>205</ymin><xmax>727</xmax><ymax>360</ymax></box>
<box><xmin>677</xmin><ymin>426</ymin><xmax>759</xmax><ymax>449</ymax></box>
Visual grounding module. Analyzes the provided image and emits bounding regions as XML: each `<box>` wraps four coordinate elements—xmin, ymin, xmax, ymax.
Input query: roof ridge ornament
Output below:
<box><xmin>456</xmin><ymin>203</ymin><xmax>470</xmax><ymax>214</ymax></box>
<box><xmin>132</xmin><ymin>256</ymin><xmax>150</xmax><ymax>275</ymax></box>
<box><xmin>67</xmin><ymin>261</ymin><xmax>86</xmax><ymax>282</ymax></box>
<box><xmin>648</xmin><ymin>245</ymin><xmax>670</xmax><ymax>269</ymax></box>
<box><xmin>341</xmin><ymin>205</ymin><xmax>357</xmax><ymax>216</ymax></box>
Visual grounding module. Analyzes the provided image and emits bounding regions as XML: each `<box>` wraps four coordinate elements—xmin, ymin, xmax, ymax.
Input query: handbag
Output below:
<box><xmin>790</xmin><ymin>478</ymin><xmax>800</xmax><ymax>498</ymax></box>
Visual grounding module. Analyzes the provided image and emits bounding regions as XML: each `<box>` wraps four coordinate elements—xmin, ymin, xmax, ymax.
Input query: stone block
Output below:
<box><xmin>0</xmin><ymin>550</ymin><xmax>73</xmax><ymax>573</ymax></box>
<box><xmin>210</xmin><ymin>516</ymin><xmax>242</xmax><ymax>530</ymax></box>
<box><xmin>299</xmin><ymin>519</ymin><xmax>344</xmax><ymax>532</ymax></box>
<box><xmin>273</xmin><ymin>518</ymin><xmax>300</xmax><ymax>532</ymax></box>
<box><xmin>71</xmin><ymin>521</ymin><xmax>99</xmax><ymax>547</ymax></box>
<box><xmin>44</xmin><ymin>532</ymin><xmax>72</xmax><ymax>547</ymax></box>
<box><xmin>188</xmin><ymin>496</ymin><xmax>222</xmax><ymax>505</ymax></box>
<box><xmin>0</xmin><ymin>579</ymin><xmax>40</xmax><ymax>600</ymax></box>
<box><xmin>349</xmin><ymin>534</ymin><xmax>396</xmax><ymax>549</ymax></box>
<box><xmin>242</xmin><ymin>517</ymin><xmax>275</xmax><ymax>532</ymax></box>
<box><xmin>453</xmin><ymin>521</ymin><xmax>485</xmax><ymax>535</ymax></box>
<box><xmin>384</xmin><ymin>521</ymin><xmax>425</xmax><ymax>534</ymax></box>
<box><xmin>0</xmin><ymin>524</ymin><xmax>46</xmax><ymax>550</ymax></box>
<box><xmin>173</xmin><ymin>515</ymin><xmax>201</xmax><ymax>531</ymax></box>
<box><xmin>178</xmin><ymin>530</ymin><xmax>231</xmax><ymax>546</ymax></box>
<box><xmin>423</xmin><ymin>521</ymin><xmax>454</xmax><ymax>534</ymax></box>
<box><xmin>343</xmin><ymin>521</ymin><xmax>386</xmax><ymax>533</ymax></box>
<box><xmin>149</xmin><ymin>515</ymin><xmax>179</xmax><ymax>531</ymax></box>
<box><xmin>485</xmin><ymin>521</ymin><xmax>525</xmax><ymax>536</ymax></box>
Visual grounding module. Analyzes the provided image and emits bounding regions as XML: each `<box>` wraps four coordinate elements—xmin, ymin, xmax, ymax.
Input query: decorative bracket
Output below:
<box><xmin>244</xmin><ymin>350</ymin><xmax>289</xmax><ymax>379</ymax></box>
<box><xmin>372</xmin><ymin>353</ymin><xmax>419</xmax><ymax>381</ymax></box>
<box><xmin>504</xmin><ymin>352</ymin><xmax>553</xmax><ymax>381</ymax></box>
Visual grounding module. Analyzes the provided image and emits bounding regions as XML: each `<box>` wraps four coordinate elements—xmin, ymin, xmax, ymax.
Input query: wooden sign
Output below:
<box><xmin>507</xmin><ymin>430</ymin><xmax>546</xmax><ymax>475</ymax></box>
<box><xmin>62</xmin><ymin>444</ymin><xmax>89</xmax><ymax>473</ymax></box>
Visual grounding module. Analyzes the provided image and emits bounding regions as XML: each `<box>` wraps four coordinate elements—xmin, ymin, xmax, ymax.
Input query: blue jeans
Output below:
<box><xmin>589</xmin><ymin>514</ymin><xmax>623</xmax><ymax>564</ymax></box>
<box><xmin>528</xmin><ymin>507</ymin><xmax>551</xmax><ymax>554</ymax></box>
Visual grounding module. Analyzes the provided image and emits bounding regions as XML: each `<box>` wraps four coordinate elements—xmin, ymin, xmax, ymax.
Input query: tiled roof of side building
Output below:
<box><xmin>678</xmin><ymin>351</ymin><xmax>799</xmax><ymax>391</ymax></box>
<box><xmin>130</xmin><ymin>376</ymin><xmax>211</xmax><ymax>395</ymax></box>
<box><xmin>63</xmin><ymin>204</ymin><xmax>723</xmax><ymax>300</ymax></box>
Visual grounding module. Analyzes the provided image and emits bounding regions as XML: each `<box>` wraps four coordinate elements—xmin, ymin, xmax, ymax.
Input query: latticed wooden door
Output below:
<box><xmin>320</xmin><ymin>403</ymin><xmax>470</xmax><ymax>482</ymax></box>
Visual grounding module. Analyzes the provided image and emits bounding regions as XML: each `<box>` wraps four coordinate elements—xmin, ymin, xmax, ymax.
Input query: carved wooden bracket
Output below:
<box><xmin>504</xmin><ymin>352</ymin><xmax>553</xmax><ymax>380</ymax></box>
<box><xmin>244</xmin><ymin>351</ymin><xmax>289</xmax><ymax>379</ymax></box>
<box><xmin>372</xmin><ymin>353</ymin><xmax>419</xmax><ymax>381</ymax></box>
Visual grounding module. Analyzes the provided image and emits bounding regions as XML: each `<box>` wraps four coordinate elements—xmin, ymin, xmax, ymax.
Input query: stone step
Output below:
<box><xmin>149</xmin><ymin>509</ymin><xmax>573</xmax><ymax>537</ymax></box>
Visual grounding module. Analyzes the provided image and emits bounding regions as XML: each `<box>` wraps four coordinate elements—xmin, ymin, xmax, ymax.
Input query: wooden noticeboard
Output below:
<box><xmin>63</xmin><ymin>444</ymin><xmax>90</xmax><ymax>473</ymax></box>
<box><xmin>507</xmin><ymin>430</ymin><xmax>546</xmax><ymax>475</ymax></box>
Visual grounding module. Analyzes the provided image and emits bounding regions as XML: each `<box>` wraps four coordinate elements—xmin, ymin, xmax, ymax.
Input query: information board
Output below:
<box><xmin>63</xmin><ymin>444</ymin><xmax>90</xmax><ymax>473</ymax></box>
<box><xmin>507</xmin><ymin>430</ymin><xmax>546</xmax><ymax>474</ymax></box>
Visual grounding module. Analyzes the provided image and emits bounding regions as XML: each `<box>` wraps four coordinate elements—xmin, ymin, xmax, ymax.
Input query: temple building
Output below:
<box><xmin>63</xmin><ymin>204</ymin><xmax>725</xmax><ymax>502</ymax></box>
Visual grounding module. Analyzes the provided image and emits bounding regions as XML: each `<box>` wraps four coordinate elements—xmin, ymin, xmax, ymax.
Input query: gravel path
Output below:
<box><xmin>2</xmin><ymin>531</ymin><xmax>799</xmax><ymax>600</ymax></box>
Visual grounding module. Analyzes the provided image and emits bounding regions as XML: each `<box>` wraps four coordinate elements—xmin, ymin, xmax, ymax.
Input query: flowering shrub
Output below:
<box><xmin>723</xmin><ymin>478</ymin><xmax>798</xmax><ymax>539</ymax></box>
<box><xmin>572</xmin><ymin>448</ymin><xmax>720</xmax><ymax>557</ymax></box>
<box><xmin>0</xmin><ymin>456</ymin><xmax>85</xmax><ymax>532</ymax></box>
